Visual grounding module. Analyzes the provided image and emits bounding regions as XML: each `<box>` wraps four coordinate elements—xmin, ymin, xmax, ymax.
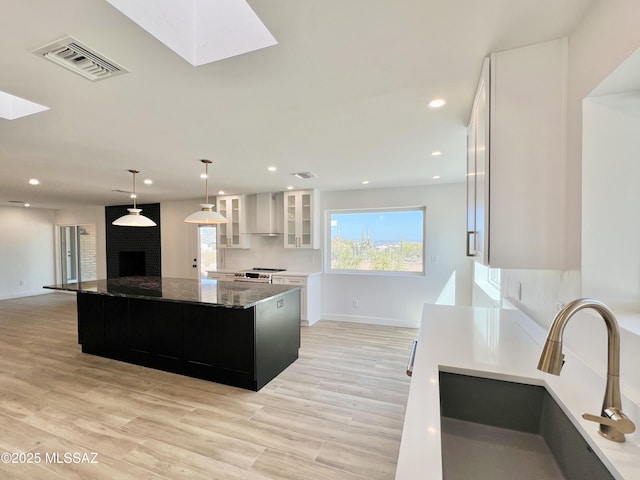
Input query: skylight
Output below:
<box><xmin>105</xmin><ymin>0</ymin><xmax>277</xmax><ymax>66</ymax></box>
<box><xmin>0</xmin><ymin>91</ymin><xmax>49</xmax><ymax>120</ymax></box>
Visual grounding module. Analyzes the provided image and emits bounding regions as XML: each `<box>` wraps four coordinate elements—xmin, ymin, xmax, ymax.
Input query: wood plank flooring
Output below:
<box><xmin>0</xmin><ymin>293</ymin><xmax>418</xmax><ymax>479</ymax></box>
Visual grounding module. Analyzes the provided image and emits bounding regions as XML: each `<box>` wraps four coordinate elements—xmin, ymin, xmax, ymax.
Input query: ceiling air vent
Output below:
<box><xmin>291</xmin><ymin>172</ymin><xmax>317</xmax><ymax>179</ymax></box>
<box><xmin>32</xmin><ymin>36</ymin><xmax>129</xmax><ymax>81</ymax></box>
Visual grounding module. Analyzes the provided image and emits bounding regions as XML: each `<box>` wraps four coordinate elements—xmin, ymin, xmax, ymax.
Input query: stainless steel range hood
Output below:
<box><xmin>247</xmin><ymin>192</ymin><xmax>284</xmax><ymax>236</ymax></box>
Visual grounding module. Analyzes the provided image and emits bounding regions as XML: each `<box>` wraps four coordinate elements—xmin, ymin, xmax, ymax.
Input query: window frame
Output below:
<box><xmin>325</xmin><ymin>206</ymin><xmax>426</xmax><ymax>276</ymax></box>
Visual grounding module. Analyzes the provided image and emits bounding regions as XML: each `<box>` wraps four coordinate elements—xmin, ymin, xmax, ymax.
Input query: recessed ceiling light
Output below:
<box><xmin>361</xmin><ymin>180</ymin><xmax>369</xmax><ymax>185</ymax></box>
<box><xmin>431</xmin><ymin>151</ymin><xmax>442</xmax><ymax>156</ymax></box>
<box><xmin>268</xmin><ymin>166</ymin><xmax>277</xmax><ymax>172</ymax></box>
<box><xmin>24</xmin><ymin>203</ymin><xmax>30</xmax><ymax>207</ymax></box>
<box><xmin>218</xmin><ymin>190</ymin><xmax>225</xmax><ymax>195</ymax></box>
<box><xmin>29</xmin><ymin>178</ymin><xmax>40</xmax><ymax>185</ymax></box>
<box><xmin>200</xmin><ymin>172</ymin><xmax>208</xmax><ymax>179</ymax></box>
<box><xmin>286</xmin><ymin>185</ymin><xmax>294</xmax><ymax>190</ymax></box>
<box><xmin>433</xmin><ymin>175</ymin><xmax>441</xmax><ymax>179</ymax></box>
<box><xmin>144</xmin><ymin>179</ymin><xmax>153</xmax><ymax>185</ymax></box>
<box><xmin>428</xmin><ymin>98</ymin><xmax>446</xmax><ymax>109</ymax></box>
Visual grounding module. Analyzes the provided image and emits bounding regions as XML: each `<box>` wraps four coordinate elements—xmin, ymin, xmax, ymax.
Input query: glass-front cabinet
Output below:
<box><xmin>284</xmin><ymin>190</ymin><xmax>318</xmax><ymax>249</ymax></box>
<box><xmin>216</xmin><ymin>195</ymin><xmax>249</xmax><ymax>248</ymax></box>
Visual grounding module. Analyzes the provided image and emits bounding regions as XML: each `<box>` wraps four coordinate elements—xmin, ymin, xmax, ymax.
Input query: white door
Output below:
<box><xmin>198</xmin><ymin>225</ymin><xmax>217</xmax><ymax>279</ymax></box>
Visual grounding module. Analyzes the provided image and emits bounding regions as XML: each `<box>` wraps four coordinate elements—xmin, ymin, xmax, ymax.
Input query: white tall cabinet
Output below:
<box><xmin>217</xmin><ymin>195</ymin><xmax>250</xmax><ymax>248</ymax></box>
<box><xmin>467</xmin><ymin>38</ymin><xmax>567</xmax><ymax>269</ymax></box>
<box><xmin>284</xmin><ymin>190</ymin><xmax>319</xmax><ymax>249</ymax></box>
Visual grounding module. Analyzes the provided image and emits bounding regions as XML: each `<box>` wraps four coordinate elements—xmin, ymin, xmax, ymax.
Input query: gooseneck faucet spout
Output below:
<box><xmin>537</xmin><ymin>298</ymin><xmax>635</xmax><ymax>442</ymax></box>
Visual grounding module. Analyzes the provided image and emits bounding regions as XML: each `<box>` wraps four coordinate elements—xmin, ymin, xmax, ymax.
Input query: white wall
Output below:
<box><xmin>161</xmin><ymin>200</ymin><xmax>200</xmax><ymax>278</ymax></box>
<box><xmin>320</xmin><ymin>184</ymin><xmax>472</xmax><ymax>328</ymax></box>
<box><xmin>0</xmin><ymin>206</ymin><xmax>56</xmax><ymax>299</ymax></box>
<box><xmin>582</xmin><ymin>97</ymin><xmax>640</xmax><ymax>310</ymax></box>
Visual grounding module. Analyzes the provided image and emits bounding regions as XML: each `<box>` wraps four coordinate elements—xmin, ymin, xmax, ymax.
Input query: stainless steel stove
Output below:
<box><xmin>233</xmin><ymin>268</ymin><xmax>286</xmax><ymax>283</ymax></box>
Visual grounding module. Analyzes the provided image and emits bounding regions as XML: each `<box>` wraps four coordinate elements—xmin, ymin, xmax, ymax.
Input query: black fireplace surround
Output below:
<box><xmin>105</xmin><ymin>203</ymin><xmax>161</xmax><ymax>278</ymax></box>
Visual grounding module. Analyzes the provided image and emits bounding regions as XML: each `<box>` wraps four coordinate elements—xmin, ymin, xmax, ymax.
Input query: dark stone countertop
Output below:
<box><xmin>43</xmin><ymin>276</ymin><xmax>300</xmax><ymax>309</ymax></box>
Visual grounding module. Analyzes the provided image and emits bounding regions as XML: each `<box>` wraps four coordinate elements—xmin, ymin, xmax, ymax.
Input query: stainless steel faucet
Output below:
<box><xmin>537</xmin><ymin>298</ymin><xmax>635</xmax><ymax>442</ymax></box>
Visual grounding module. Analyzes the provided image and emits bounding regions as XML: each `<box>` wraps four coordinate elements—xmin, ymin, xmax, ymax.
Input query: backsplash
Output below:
<box><xmin>218</xmin><ymin>235</ymin><xmax>322</xmax><ymax>272</ymax></box>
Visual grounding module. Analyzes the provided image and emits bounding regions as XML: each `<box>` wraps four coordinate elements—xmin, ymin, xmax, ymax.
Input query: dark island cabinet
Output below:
<box><xmin>76</xmin><ymin>290</ymin><xmax>300</xmax><ymax>391</ymax></box>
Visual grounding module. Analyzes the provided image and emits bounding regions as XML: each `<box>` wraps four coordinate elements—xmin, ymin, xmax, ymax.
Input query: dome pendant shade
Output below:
<box><xmin>184</xmin><ymin>204</ymin><xmax>228</xmax><ymax>224</ymax></box>
<box><xmin>184</xmin><ymin>160</ymin><xmax>228</xmax><ymax>224</ymax></box>
<box><xmin>113</xmin><ymin>208</ymin><xmax>157</xmax><ymax>227</ymax></box>
<box><xmin>112</xmin><ymin>170</ymin><xmax>157</xmax><ymax>227</ymax></box>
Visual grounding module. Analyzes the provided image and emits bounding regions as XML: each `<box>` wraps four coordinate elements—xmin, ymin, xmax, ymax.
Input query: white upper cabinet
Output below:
<box><xmin>284</xmin><ymin>190</ymin><xmax>320</xmax><ymax>249</ymax></box>
<box><xmin>467</xmin><ymin>38</ymin><xmax>567</xmax><ymax>269</ymax></box>
<box><xmin>217</xmin><ymin>195</ymin><xmax>250</xmax><ymax>248</ymax></box>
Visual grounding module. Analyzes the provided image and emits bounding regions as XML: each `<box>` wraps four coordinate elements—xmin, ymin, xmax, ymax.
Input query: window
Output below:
<box><xmin>327</xmin><ymin>207</ymin><xmax>425</xmax><ymax>274</ymax></box>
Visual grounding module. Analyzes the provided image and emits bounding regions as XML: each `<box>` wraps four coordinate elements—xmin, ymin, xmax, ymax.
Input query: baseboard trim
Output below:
<box><xmin>321</xmin><ymin>313</ymin><xmax>419</xmax><ymax>328</ymax></box>
<box><xmin>0</xmin><ymin>289</ymin><xmax>53</xmax><ymax>301</ymax></box>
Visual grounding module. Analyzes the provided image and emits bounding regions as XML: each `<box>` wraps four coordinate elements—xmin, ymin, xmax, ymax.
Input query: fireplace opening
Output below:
<box><xmin>119</xmin><ymin>251</ymin><xmax>146</xmax><ymax>277</ymax></box>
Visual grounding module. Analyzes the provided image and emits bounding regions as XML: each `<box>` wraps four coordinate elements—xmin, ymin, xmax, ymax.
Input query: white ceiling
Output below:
<box><xmin>0</xmin><ymin>0</ymin><xmax>597</xmax><ymax>209</ymax></box>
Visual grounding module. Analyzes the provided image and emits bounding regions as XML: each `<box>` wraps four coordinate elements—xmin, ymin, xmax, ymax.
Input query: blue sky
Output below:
<box><xmin>330</xmin><ymin>210</ymin><xmax>424</xmax><ymax>242</ymax></box>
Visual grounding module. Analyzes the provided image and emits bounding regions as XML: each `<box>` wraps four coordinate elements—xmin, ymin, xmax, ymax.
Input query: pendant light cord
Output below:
<box><xmin>132</xmin><ymin>171</ymin><xmax>137</xmax><ymax>209</ymax></box>
<box><xmin>204</xmin><ymin>162</ymin><xmax>209</xmax><ymax>205</ymax></box>
<box><xmin>128</xmin><ymin>169</ymin><xmax>140</xmax><ymax>209</ymax></box>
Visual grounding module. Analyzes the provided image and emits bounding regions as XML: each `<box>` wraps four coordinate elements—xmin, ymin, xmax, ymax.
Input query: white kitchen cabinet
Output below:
<box><xmin>467</xmin><ymin>38</ymin><xmax>567</xmax><ymax>269</ymax></box>
<box><xmin>283</xmin><ymin>190</ymin><xmax>320</xmax><ymax>249</ymax></box>
<box><xmin>271</xmin><ymin>273</ymin><xmax>321</xmax><ymax>326</ymax></box>
<box><xmin>216</xmin><ymin>195</ymin><xmax>250</xmax><ymax>248</ymax></box>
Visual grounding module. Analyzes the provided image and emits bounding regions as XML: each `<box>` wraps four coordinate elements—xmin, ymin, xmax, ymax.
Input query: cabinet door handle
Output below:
<box><xmin>406</xmin><ymin>339</ymin><xmax>418</xmax><ymax>377</ymax></box>
<box><xmin>466</xmin><ymin>231</ymin><xmax>477</xmax><ymax>257</ymax></box>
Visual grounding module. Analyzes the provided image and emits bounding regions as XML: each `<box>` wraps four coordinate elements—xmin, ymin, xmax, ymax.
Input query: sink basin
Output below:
<box><xmin>439</xmin><ymin>372</ymin><xmax>614</xmax><ymax>480</ymax></box>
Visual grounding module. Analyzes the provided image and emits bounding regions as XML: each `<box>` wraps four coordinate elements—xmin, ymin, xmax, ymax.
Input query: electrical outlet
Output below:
<box><xmin>19</xmin><ymin>280</ymin><xmax>24</xmax><ymax>286</ymax></box>
<box><xmin>517</xmin><ymin>282</ymin><xmax>522</xmax><ymax>301</ymax></box>
<box><xmin>352</xmin><ymin>300</ymin><xmax>359</xmax><ymax>308</ymax></box>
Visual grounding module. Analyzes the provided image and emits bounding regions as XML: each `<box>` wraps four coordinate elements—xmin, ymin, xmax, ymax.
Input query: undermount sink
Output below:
<box><xmin>439</xmin><ymin>372</ymin><xmax>614</xmax><ymax>480</ymax></box>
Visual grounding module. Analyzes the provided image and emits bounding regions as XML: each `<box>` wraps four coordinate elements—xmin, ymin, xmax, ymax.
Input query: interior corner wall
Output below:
<box><xmin>0</xmin><ymin>206</ymin><xmax>56</xmax><ymax>299</ymax></box>
<box><xmin>319</xmin><ymin>183</ymin><xmax>472</xmax><ymax>328</ymax></box>
<box><xmin>564</xmin><ymin>0</ymin><xmax>640</xmax><ymax>270</ymax></box>
<box><xmin>582</xmin><ymin>98</ymin><xmax>640</xmax><ymax>309</ymax></box>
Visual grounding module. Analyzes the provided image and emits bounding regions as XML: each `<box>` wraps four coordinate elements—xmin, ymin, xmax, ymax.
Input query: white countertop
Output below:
<box><xmin>271</xmin><ymin>271</ymin><xmax>321</xmax><ymax>277</ymax></box>
<box><xmin>395</xmin><ymin>304</ymin><xmax>640</xmax><ymax>480</ymax></box>
<box><xmin>207</xmin><ymin>270</ymin><xmax>321</xmax><ymax>277</ymax></box>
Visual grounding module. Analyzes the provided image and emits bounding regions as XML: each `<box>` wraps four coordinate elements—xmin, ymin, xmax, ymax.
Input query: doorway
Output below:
<box><xmin>58</xmin><ymin>224</ymin><xmax>97</xmax><ymax>284</ymax></box>
<box><xmin>198</xmin><ymin>225</ymin><xmax>217</xmax><ymax>279</ymax></box>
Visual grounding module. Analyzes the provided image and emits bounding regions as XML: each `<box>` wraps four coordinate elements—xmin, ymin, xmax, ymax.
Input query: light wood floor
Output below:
<box><xmin>0</xmin><ymin>293</ymin><xmax>417</xmax><ymax>480</ymax></box>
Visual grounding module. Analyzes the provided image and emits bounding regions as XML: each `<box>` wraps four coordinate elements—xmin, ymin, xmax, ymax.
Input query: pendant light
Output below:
<box><xmin>184</xmin><ymin>160</ymin><xmax>228</xmax><ymax>224</ymax></box>
<box><xmin>112</xmin><ymin>169</ymin><xmax>157</xmax><ymax>227</ymax></box>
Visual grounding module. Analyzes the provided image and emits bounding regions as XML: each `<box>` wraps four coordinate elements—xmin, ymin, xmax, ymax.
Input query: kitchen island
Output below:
<box><xmin>44</xmin><ymin>276</ymin><xmax>301</xmax><ymax>391</ymax></box>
